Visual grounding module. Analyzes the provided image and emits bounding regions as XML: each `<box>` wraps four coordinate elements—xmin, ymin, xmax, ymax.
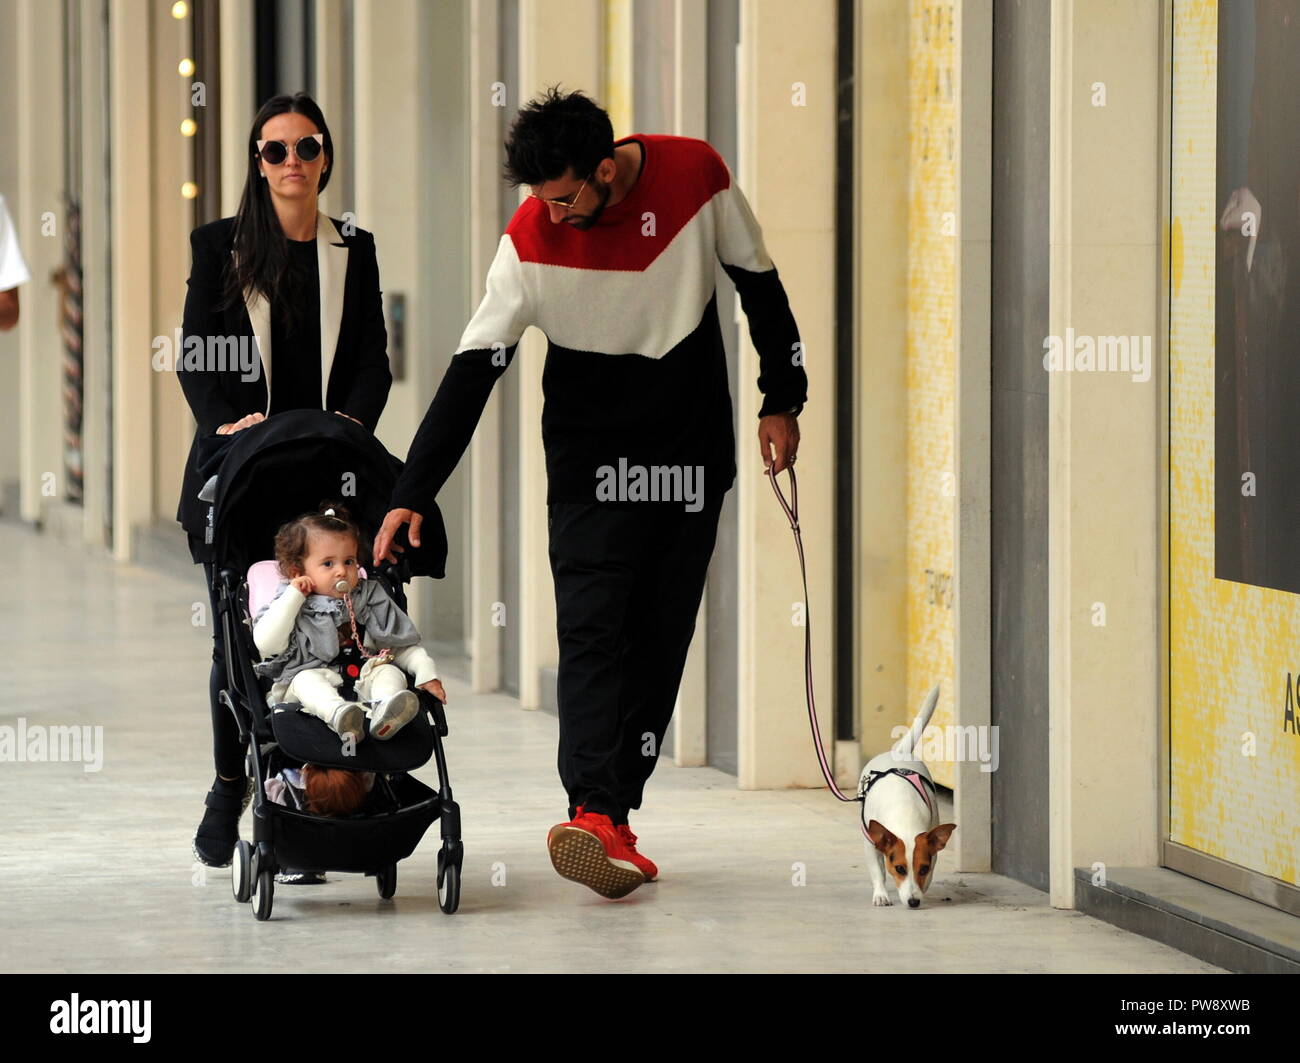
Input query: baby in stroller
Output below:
<box><xmin>252</xmin><ymin>502</ymin><xmax>448</xmax><ymax>743</ymax></box>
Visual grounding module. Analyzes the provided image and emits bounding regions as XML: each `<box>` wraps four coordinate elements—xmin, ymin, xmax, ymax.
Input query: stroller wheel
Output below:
<box><xmin>252</xmin><ymin>866</ymin><xmax>275</xmax><ymax>921</ymax></box>
<box><xmin>437</xmin><ymin>849</ymin><xmax>461</xmax><ymax>914</ymax></box>
<box><xmin>376</xmin><ymin>863</ymin><xmax>397</xmax><ymax>899</ymax></box>
<box><xmin>232</xmin><ymin>841</ymin><xmax>254</xmax><ymax>903</ymax></box>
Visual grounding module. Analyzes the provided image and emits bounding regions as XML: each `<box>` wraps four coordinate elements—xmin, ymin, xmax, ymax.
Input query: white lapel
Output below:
<box><xmin>317</xmin><ymin>209</ymin><xmax>348</xmax><ymax>408</ymax></box>
<box><xmin>239</xmin><ymin>210</ymin><xmax>348</xmax><ymax>415</ymax></box>
<box><xmin>243</xmin><ymin>282</ymin><xmax>273</xmax><ymax>415</ymax></box>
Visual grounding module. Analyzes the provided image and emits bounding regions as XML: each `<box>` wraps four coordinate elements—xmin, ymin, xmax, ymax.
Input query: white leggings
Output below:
<box><xmin>284</xmin><ymin>659</ymin><xmax>408</xmax><ymax>728</ymax></box>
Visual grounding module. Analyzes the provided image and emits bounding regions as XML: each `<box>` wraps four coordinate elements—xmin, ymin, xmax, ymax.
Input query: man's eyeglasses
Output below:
<box><xmin>529</xmin><ymin>173</ymin><xmax>590</xmax><ymax>210</ymax></box>
<box><xmin>255</xmin><ymin>133</ymin><xmax>325</xmax><ymax>165</ymax></box>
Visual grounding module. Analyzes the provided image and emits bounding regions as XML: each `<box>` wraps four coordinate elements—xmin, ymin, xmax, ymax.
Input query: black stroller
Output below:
<box><xmin>200</xmin><ymin>409</ymin><xmax>462</xmax><ymax>920</ymax></box>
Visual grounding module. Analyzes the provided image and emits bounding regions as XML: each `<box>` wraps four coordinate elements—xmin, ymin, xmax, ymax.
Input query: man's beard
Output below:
<box><xmin>565</xmin><ymin>179</ymin><xmax>612</xmax><ymax>230</ymax></box>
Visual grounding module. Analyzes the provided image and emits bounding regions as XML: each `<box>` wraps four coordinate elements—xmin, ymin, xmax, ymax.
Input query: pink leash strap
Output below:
<box><xmin>341</xmin><ymin>586</ymin><xmax>389</xmax><ymax>662</ymax></box>
<box><xmin>765</xmin><ymin>462</ymin><xmax>860</xmax><ymax>810</ymax></box>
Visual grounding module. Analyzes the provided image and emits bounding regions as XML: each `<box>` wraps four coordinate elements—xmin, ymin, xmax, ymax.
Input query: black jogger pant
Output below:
<box><xmin>547</xmin><ymin>491</ymin><xmax>725</xmax><ymax>826</ymax></box>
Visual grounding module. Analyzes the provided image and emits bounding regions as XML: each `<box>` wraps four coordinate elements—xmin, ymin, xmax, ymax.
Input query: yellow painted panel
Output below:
<box><xmin>906</xmin><ymin>0</ymin><xmax>957</xmax><ymax>789</ymax></box>
<box><xmin>1169</xmin><ymin>0</ymin><xmax>1299</xmax><ymax>886</ymax></box>
<box><xmin>603</xmin><ymin>0</ymin><xmax>633</xmax><ymax>138</ymax></box>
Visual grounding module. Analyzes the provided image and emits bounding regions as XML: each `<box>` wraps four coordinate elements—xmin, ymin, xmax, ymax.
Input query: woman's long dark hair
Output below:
<box><xmin>222</xmin><ymin>93</ymin><xmax>334</xmax><ymax>317</ymax></box>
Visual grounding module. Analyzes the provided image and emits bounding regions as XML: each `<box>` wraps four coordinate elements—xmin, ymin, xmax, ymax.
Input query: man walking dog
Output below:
<box><xmin>375</xmin><ymin>88</ymin><xmax>806</xmax><ymax>899</ymax></box>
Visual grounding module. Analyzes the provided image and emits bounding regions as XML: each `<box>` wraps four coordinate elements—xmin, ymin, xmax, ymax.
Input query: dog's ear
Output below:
<box><xmin>867</xmin><ymin>819</ymin><xmax>897</xmax><ymax>851</ymax></box>
<box><xmin>927</xmin><ymin>824</ymin><xmax>957</xmax><ymax>852</ymax></box>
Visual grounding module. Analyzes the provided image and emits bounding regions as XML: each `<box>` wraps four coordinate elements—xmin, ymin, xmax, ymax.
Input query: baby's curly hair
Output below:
<box><xmin>273</xmin><ymin>500</ymin><xmax>371</xmax><ymax>579</ymax></box>
<box><xmin>302</xmin><ymin>764</ymin><xmax>370</xmax><ymax>817</ymax></box>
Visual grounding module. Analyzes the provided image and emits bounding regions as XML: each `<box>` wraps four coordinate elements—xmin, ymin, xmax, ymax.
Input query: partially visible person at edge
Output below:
<box><xmin>0</xmin><ymin>193</ymin><xmax>31</xmax><ymax>330</ymax></box>
<box><xmin>374</xmin><ymin>88</ymin><xmax>806</xmax><ymax>900</ymax></box>
<box><xmin>177</xmin><ymin>92</ymin><xmax>393</xmax><ymax>884</ymax></box>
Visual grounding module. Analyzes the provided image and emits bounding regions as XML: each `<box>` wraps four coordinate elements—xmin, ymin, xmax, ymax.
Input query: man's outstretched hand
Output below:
<box><xmin>374</xmin><ymin>508</ymin><xmax>423</xmax><ymax>564</ymax></box>
<box><xmin>758</xmin><ymin>412</ymin><xmax>800</xmax><ymax>475</ymax></box>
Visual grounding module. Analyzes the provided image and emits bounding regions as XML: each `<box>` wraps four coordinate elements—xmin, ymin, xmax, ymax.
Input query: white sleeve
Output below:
<box><xmin>389</xmin><ymin>644</ymin><xmax>440</xmax><ymax>687</ymax></box>
<box><xmin>252</xmin><ymin>585</ymin><xmax>306</xmax><ymax>658</ymax></box>
<box><xmin>0</xmin><ymin>196</ymin><xmax>31</xmax><ymax>291</ymax></box>
<box><xmin>454</xmin><ymin>235</ymin><xmax>533</xmax><ymax>354</ymax></box>
<box><xmin>713</xmin><ymin>170</ymin><xmax>774</xmax><ymax>274</ymax></box>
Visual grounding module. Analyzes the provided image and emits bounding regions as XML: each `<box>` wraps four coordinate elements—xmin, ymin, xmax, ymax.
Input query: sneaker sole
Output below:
<box><xmin>335</xmin><ymin>703</ymin><xmax>366</xmax><ymax>741</ymax></box>
<box><xmin>276</xmin><ymin>872</ymin><xmax>327</xmax><ymax>885</ymax></box>
<box><xmin>547</xmin><ymin>826</ymin><xmax>645</xmax><ymax>899</ymax></box>
<box><xmin>370</xmin><ymin>690</ymin><xmax>418</xmax><ymax>740</ymax></box>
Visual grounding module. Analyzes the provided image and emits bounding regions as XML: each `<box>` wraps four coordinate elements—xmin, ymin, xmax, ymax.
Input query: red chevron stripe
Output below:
<box><xmin>506</xmin><ymin>134</ymin><xmax>731</xmax><ymax>273</ymax></box>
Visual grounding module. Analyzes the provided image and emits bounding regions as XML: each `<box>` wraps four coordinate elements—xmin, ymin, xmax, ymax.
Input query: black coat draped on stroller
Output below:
<box><xmin>197</xmin><ymin>409</ymin><xmax>462</xmax><ymax>920</ymax></box>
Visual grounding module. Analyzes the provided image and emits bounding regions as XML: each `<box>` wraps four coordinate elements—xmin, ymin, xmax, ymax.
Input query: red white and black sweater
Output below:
<box><xmin>390</xmin><ymin>134</ymin><xmax>807</xmax><ymax>512</ymax></box>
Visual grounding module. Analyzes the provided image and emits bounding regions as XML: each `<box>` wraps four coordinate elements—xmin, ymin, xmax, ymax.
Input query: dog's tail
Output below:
<box><xmin>890</xmin><ymin>683</ymin><xmax>941</xmax><ymax>760</ymax></box>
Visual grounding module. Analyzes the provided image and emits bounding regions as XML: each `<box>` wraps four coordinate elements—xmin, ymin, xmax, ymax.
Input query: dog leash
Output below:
<box><xmin>764</xmin><ymin>462</ymin><xmax>861</xmax><ymax>810</ymax></box>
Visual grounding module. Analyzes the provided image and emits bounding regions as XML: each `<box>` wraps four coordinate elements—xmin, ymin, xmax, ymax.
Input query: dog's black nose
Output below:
<box><xmin>908</xmin><ymin>898</ymin><xmax>921</xmax><ymax>908</ymax></box>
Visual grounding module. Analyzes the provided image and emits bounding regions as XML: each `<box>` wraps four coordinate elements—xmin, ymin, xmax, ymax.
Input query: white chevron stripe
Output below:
<box><xmin>456</xmin><ymin>183</ymin><xmax>772</xmax><ymax>362</ymax></box>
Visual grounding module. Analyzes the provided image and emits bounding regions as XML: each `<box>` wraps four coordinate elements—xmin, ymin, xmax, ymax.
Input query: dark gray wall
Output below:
<box><xmin>990</xmin><ymin>0</ymin><xmax>1050</xmax><ymax>892</ymax></box>
<box><xmin>705</xmin><ymin>0</ymin><xmax>741</xmax><ymax>776</ymax></box>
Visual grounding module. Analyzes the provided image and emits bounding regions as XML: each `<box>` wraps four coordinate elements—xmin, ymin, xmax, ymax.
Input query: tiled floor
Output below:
<box><xmin>0</xmin><ymin>521</ymin><xmax>1221</xmax><ymax>972</ymax></box>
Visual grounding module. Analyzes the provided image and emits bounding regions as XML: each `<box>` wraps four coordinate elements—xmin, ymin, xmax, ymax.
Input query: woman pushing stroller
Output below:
<box><xmin>178</xmin><ymin>91</ymin><xmax>398</xmax><ymax>871</ymax></box>
<box><xmin>253</xmin><ymin>503</ymin><xmax>448</xmax><ymax>742</ymax></box>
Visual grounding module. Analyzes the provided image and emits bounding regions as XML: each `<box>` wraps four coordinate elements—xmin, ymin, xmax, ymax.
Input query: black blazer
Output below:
<box><xmin>175</xmin><ymin>213</ymin><xmax>393</xmax><ymax>555</ymax></box>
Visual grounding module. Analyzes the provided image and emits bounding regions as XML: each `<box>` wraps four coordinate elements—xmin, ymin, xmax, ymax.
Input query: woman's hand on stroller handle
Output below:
<box><xmin>374</xmin><ymin>507</ymin><xmax>422</xmax><ymax>564</ymax></box>
<box><xmin>216</xmin><ymin>412</ymin><xmax>265</xmax><ymax>435</ymax></box>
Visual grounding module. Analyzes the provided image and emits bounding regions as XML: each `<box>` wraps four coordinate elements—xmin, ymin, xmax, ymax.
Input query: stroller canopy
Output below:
<box><xmin>204</xmin><ymin>409</ymin><xmax>446</xmax><ymax>578</ymax></box>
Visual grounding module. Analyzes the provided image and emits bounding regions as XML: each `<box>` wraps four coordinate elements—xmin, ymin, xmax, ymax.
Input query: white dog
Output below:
<box><xmin>858</xmin><ymin>684</ymin><xmax>956</xmax><ymax>908</ymax></box>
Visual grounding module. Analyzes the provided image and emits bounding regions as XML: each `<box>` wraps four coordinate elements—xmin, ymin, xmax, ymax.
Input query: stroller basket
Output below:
<box><xmin>265</xmin><ymin>774</ymin><xmax>441</xmax><ymax>874</ymax></box>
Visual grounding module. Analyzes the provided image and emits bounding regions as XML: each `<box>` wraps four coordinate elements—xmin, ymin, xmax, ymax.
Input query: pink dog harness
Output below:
<box><xmin>858</xmin><ymin>768</ymin><xmax>937</xmax><ymax>839</ymax></box>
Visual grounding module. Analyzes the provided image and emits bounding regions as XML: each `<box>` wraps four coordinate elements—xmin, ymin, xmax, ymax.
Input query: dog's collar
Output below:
<box><xmin>858</xmin><ymin>767</ymin><xmax>937</xmax><ymax>819</ymax></box>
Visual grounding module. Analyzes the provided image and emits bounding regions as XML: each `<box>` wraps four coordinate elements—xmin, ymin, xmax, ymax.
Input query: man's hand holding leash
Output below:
<box><xmin>760</xmin><ymin>411</ymin><xmax>800</xmax><ymax>475</ymax></box>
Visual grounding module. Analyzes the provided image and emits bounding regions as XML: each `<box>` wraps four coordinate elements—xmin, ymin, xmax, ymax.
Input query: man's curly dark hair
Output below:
<box><xmin>503</xmin><ymin>86</ymin><xmax>615</xmax><ymax>188</ymax></box>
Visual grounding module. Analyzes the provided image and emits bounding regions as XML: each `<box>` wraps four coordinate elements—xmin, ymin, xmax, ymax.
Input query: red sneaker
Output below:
<box><xmin>616</xmin><ymin>824</ymin><xmax>658</xmax><ymax>881</ymax></box>
<box><xmin>547</xmin><ymin>809</ymin><xmax>645</xmax><ymax>899</ymax></box>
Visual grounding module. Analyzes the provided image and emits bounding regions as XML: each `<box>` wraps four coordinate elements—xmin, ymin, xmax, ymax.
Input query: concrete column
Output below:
<box><xmin>603</xmin><ymin>0</ymin><xmax>633</xmax><ymax>136</ymax></box>
<box><xmin>735</xmin><ymin>0</ymin><xmax>836</xmax><ymax>788</ymax></box>
<box><xmin>354</xmin><ymin>0</ymin><xmax>423</xmax><ymax>617</ymax></box>
<box><xmin>150</xmin><ymin>5</ymin><xmax>198</xmax><ymax>527</ymax></box>
<box><xmin>853</xmin><ymin>0</ymin><xmax>909</xmax><ymax>765</ymax></box>
<box><xmin>513</xmin><ymin>0</ymin><xmax>603</xmax><ymax>709</ymax></box>
<box><xmin>1047</xmin><ymin>0</ymin><xmax>1163</xmax><ymax>907</ymax></box>
<box><xmin>671</xmin><ymin>0</ymin><xmax>709</xmax><ymax>767</ymax></box>
<box><xmin>78</xmin><ymin>0</ymin><xmax>110</xmax><ymax>550</ymax></box>
<box><xmin>415</xmin><ymin>0</ymin><xmax>470</xmax><ymax>653</ymax></box>
<box><xmin>313</xmin><ymin>0</ymin><xmax>348</xmax><ymax>219</ymax></box>
<box><xmin>0</xmin><ymin>3</ymin><xmax>22</xmax><ymax>509</ymax></box>
<box><xmin>109</xmin><ymin>1</ymin><xmax>155</xmax><ymax>560</ymax></box>
<box><xmin>15</xmin><ymin>0</ymin><xmax>64</xmax><ymax>525</ymax></box>
<box><xmin>219</xmin><ymin>0</ymin><xmax>254</xmax><ymax>218</ymax></box>
<box><xmin>467</xmin><ymin>0</ymin><xmax>504</xmax><ymax>692</ymax></box>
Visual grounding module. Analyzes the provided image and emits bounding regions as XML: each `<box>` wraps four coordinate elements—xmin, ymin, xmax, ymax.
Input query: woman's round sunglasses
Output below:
<box><xmin>255</xmin><ymin>133</ymin><xmax>325</xmax><ymax>166</ymax></box>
